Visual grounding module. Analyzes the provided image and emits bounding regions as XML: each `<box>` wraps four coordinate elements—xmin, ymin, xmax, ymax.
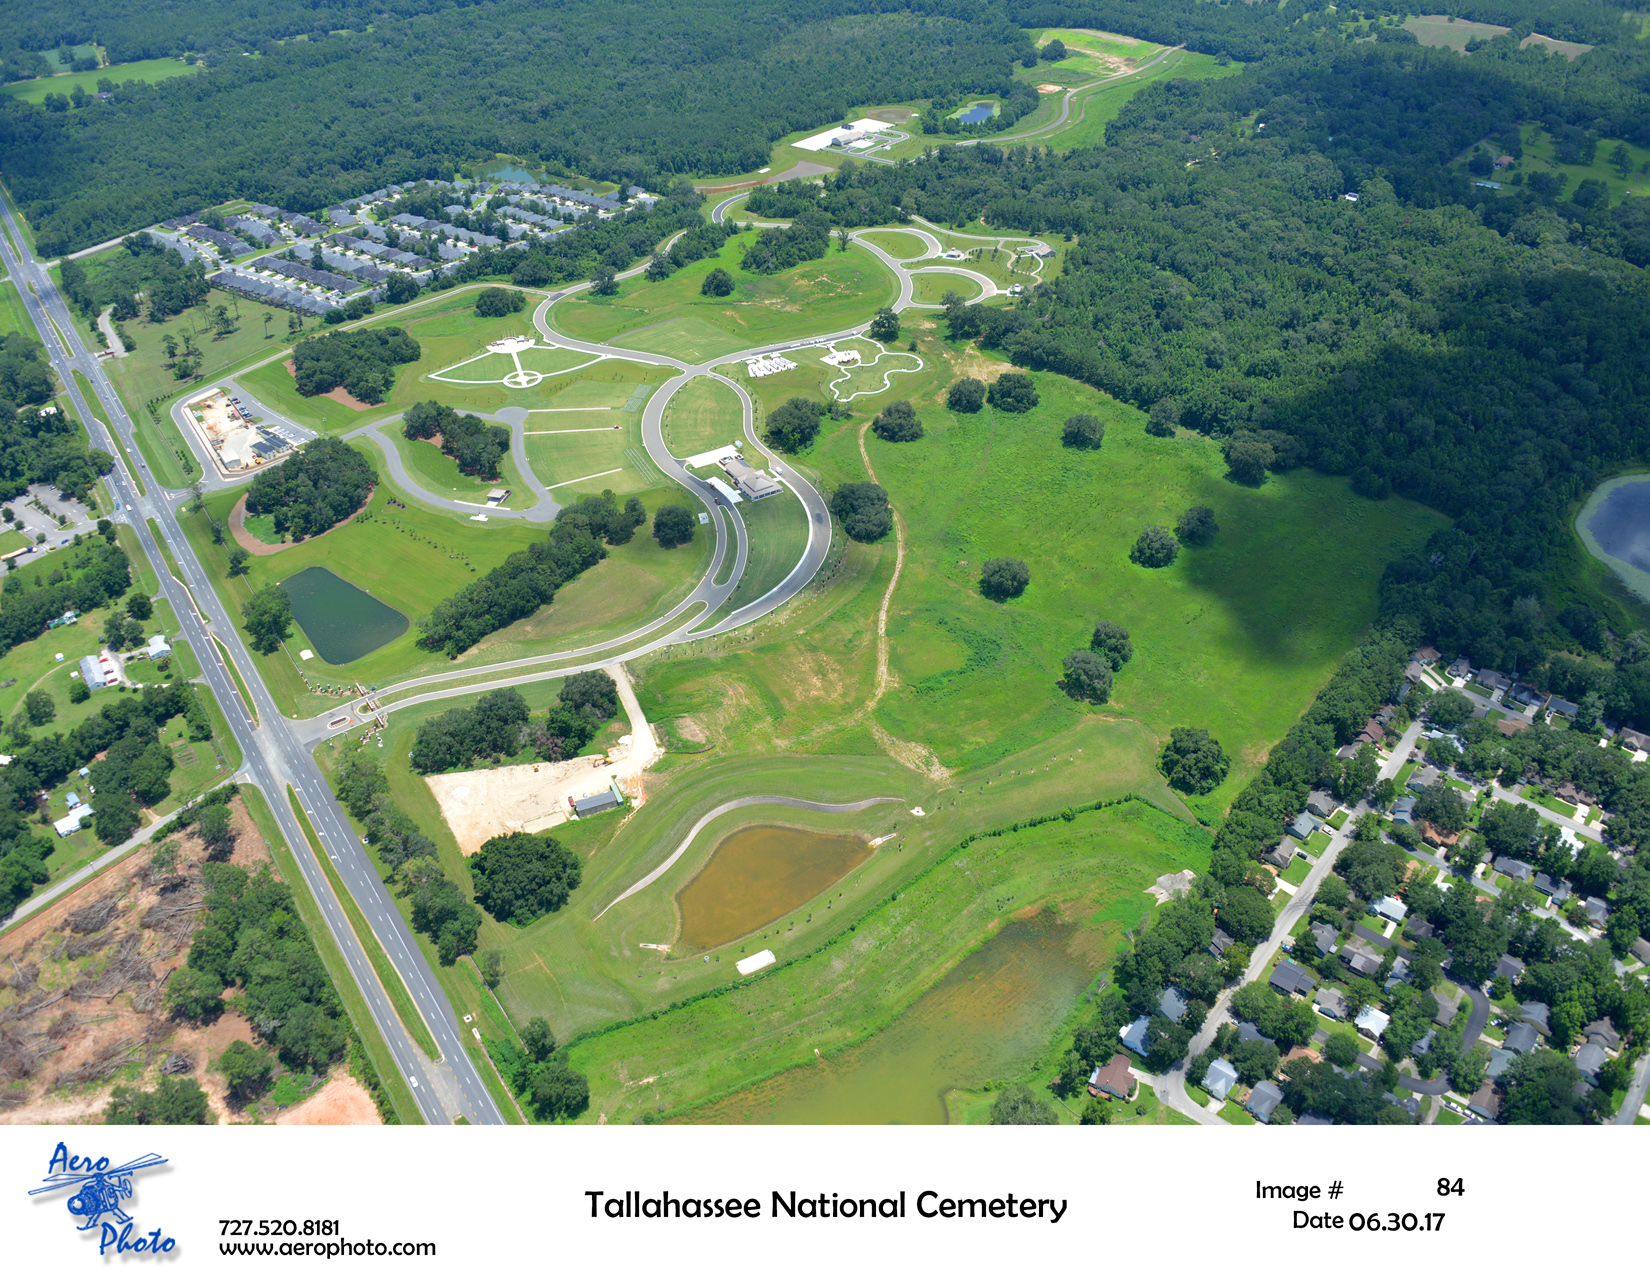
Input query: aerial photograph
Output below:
<box><xmin>0</xmin><ymin>0</ymin><xmax>1647</xmax><ymax>1133</ymax></box>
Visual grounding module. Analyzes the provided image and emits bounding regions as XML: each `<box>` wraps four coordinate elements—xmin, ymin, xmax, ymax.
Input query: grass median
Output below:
<box><xmin>287</xmin><ymin>787</ymin><xmax>442</xmax><ymax>1062</ymax></box>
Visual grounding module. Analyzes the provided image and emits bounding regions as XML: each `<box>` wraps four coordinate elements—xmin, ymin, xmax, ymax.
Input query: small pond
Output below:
<box><xmin>957</xmin><ymin>103</ymin><xmax>996</xmax><ymax>124</ymax></box>
<box><xmin>1578</xmin><ymin>476</ymin><xmax>1650</xmax><ymax>600</ymax></box>
<box><xmin>676</xmin><ymin>825</ymin><xmax>873</xmax><ymax>951</ymax></box>
<box><xmin>688</xmin><ymin>914</ymin><xmax>1098</xmax><ymax>1124</ymax></box>
<box><xmin>279</xmin><ymin>566</ymin><xmax>409</xmax><ymax>665</ymax></box>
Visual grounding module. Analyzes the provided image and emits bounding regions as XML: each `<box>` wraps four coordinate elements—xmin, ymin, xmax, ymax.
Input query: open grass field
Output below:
<box><xmin>238</xmin><ymin>293</ymin><xmax>670</xmax><ymax>433</ymax></box>
<box><xmin>1513</xmin><ymin>125</ymin><xmax>1650</xmax><ymax>206</ymax></box>
<box><xmin>913</xmin><ymin>270</ymin><xmax>989</xmax><ymax>304</ymax></box>
<box><xmin>722</xmin><ymin>486</ymin><xmax>811</xmax><ymax>613</ymax></box>
<box><xmin>522</xmin><ymin>429</ymin><xmax>638</xmax><ymax>495</ymax></box>
<box><xmin>1402</xmin><ymin>14</ymin><xmax>1593</xmax><ymax>57</ymax></box>
<box><xmin>858</xmin><ymin>230</ymin><xmax>930</xmax><ymax>261</ymax></box>
<box><xmin>0</xmin><ymin>57</ymin><xmax>199</xmax><ymax>104</ymax></box>
<box><xmin>558</xmin><ymin>798</ymin><xmax>1208</xmax><ymax>1122</ymax></box>
<box><xmin>661</xmin><ymin>377</ymin><xmax>744</xmax><ymax>459</ymax></box>
<box><xmin>382</xmin><ymin>429</ymin><xmax>530</xmax><ymax>509</ymax></box>
<box><xmin>0</xmin><ymin>279</ymin><xmax>32</xmax><ymax>339</ymax></box>
<box><xmin>549</xmin><ymin>233</ymin><xmax>897</xmax><ymax>360</ymax></box>
<box><xmin>1036</xmin><ymin>49</ymin><xmax>1241</xmax><ymax>152</ymax></box>
<box><xmin>180</xmin><ymin>448</ymin><xmax>710</xmax><ymax>713</ymax></box>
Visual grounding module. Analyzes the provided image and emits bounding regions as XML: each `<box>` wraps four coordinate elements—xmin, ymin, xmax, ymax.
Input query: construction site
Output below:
<box><xmin>180</xmin><ymin>387</ymin><xmax>293</xmax><ymax>476</ymax></box>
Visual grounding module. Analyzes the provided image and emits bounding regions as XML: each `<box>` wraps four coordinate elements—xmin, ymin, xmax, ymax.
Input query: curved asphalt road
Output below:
<box><xmin>595</xmin><ymin>796</ymin><xmax>903</xmax><ymax>919</ymax></box>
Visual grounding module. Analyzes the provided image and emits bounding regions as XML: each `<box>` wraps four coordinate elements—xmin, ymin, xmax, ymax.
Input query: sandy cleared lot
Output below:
<box><xmin>278</xmin><ymin>1069</ymin><xmax>381</xmax><ymax>1125</ymax></box>
<box><xmin>427</xmin><ymin>664</ymin><xmax>661</xmax><ymax>854</ymax></box>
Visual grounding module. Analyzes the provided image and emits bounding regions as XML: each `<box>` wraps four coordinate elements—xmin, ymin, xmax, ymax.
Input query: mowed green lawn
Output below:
<box><xmin>1037</xmin><ymin>50</ymin><xmax>1239</xmax><ymax>152</ymax></box>
<box><xmin>720</xmin><ymin>486</ymin><xmax>811</xmax><ymax>615</ymax></box>
<box><xmin>851</xmin><ymin>369</ymin><xmax>1450</xmax><ymax>807</ymax></box>
<box><xmin>382</xmin><ymin>429</ymin><xmax>530</xmax><ymax>508</ymax></box>
<box><xmin>522</xmin><ymin>430</ymin><xmax>637</xmax><ymax>495</ymax></box>
<box><xmin>550</xmin><ymin>232</ymin><xmax>897</xmax><ymax>360</ymax></box>
<box><xmin>238</xmin><ymin>292</ymin><xmax>669</xmax><ymax>433</ymax></box>
<box><xmin>858</xmin><ymin>230</ymin><xmax>930</xmax><ymax>261</ymax></box>
<box><xmin>661</xmin><ymin>377</ymin><xmax>743</xmax><ymax>459</ymax></box>
<box><xmin>0</xmin><ymin>57</ymin><xmax>198</xmax><ymax>103</ymax></box>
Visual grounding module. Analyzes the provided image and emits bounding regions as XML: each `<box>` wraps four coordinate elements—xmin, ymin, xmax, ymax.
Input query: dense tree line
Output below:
<box><xmin>0</xmin><ymin>539</ymin><xmax>129</xmax><ymax>657</ymax></box>
<box><xmin>416</xmin><ymin>496</ymin><xmax>625</xmax><ymax>656</ymax></box>
<box><xmin>58</xmin><ymin>234</ymin><xmax>209</xmax><ymax>322</ymax></box>
<box><xmin>403</xmin><ymin>400</ymin><xmax>509</xmax><ymax>480</ymax></box>
<box><xmin>243</xmin><ymin>436</ymin><xmax>374</xmax><ymax>541</ymax></box>
<box><xmin>170</xmin><ymin>860</ymin><xmax>353</xmax><ymax>1071</ymax></box>
<box><xmin>741</xmin><ymin>210</ymin><xmax>831</xmax><ymax>275</ymax></box>
<box><xmin>0</xmin><ymin>1</ymin><xmax>1035</xmax><ymax>253</ymax></box>
<box><xmin>290</xmin><ymin>327</ymin><xmax>419</xmax><ymax>403</ymax></box>
<box><xmin>409</xmin><ymin>687</ymin><xmax>531</xmax><ymax>774</ymax></box>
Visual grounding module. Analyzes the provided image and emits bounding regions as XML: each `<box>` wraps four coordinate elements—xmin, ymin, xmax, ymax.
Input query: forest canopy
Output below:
<box><xmin>290</xmin><ymin>327</ymin><xmax>420</xmax><ymax>404</ymax></box>
<box><xmin>243</xmin><ymin>436</ymin><xmax>374</xmax><ymax>540</ymax></box>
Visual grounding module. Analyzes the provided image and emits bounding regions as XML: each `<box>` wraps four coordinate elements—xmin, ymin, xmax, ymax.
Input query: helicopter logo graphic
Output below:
<box><xmin>29</xmin><ymin>1144</ymin><xmax>177</xmax><ymax>1254</ymax></box>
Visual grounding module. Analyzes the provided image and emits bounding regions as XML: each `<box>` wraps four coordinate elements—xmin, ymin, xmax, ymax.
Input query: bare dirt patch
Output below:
<box><xmin>1037</xmin><ymin>84</ymin><xmax>1063</xmax><ymax>93</ymax></box>
<box><xmin>282</xmin><ymin>358</ymin><xmax>377</xmax><ymax>412</ymax></box>
<box><xmin>0</xmin><ymin>798</ymin><xmax>277</xmax><ymax>1125</ymax></box>
<box><xmin>277</xmin><ymin>1068</ymin><xmax>380</xmax><ymax>1125</ymax></box>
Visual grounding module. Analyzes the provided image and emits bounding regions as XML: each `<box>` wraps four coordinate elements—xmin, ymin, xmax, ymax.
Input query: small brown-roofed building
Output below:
<box><xmin>1355</xmin><ymin>716</ymin><xmax>1386</xmax><ymax>745</ymax></box>
<box><xmin>1087</xmin><ymin>1054</ymin><xmax>1137</xmax><ymax>1101</ymax></box>
<box><xmin>1414</xmin><ymin>645</ymin><xmax>1442</xmax><ymax>663</ymax></box>
<box><xmin>1496</xmin><ymin>717</ymin><xmax>1530</xmax><ymax>737</ymax></box>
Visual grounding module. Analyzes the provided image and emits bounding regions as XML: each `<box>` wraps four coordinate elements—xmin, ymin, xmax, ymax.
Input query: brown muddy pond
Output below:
<box><xmin>676</xmin><ymin>825</ymin><xmax>873</xmax><ymax>951</ymax></box>
<box><xmin>689</xmin><ymin>914</ymin><xmax>1099</xmax><ymax>1124</ymax></box>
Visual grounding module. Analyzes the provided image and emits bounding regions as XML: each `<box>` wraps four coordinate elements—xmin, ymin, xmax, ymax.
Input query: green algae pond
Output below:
<box><xmin>279</xmin><ymin>566</ymin><xmax>409</xmax><ymax>665</ymax></box>
<box><xmin>676</xmin><ymin>825</ymin><xmax>874</xmax><ymax>951</ymax></box>
<box><xmin>686</xmin><ymin>913</ymin><xmax>1099</xmax><ymax>1124</ymax></box>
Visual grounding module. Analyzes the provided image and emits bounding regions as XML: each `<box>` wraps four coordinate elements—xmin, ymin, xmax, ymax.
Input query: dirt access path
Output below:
<box><xmin>96</xmin><ymin>307</ymin><xmax>128</xmax><ymax>357</ymax></box>
<box><xmin>228</xmin><ymin>492</ymin><xmax>371</xmax><ymax>557</ymax></box>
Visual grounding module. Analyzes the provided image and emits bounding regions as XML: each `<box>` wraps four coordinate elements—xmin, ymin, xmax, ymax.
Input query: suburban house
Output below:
<box><xmin>1410</xmin><ymin>1029</ymin><xmax>1435</xmax><ymax>1057</ymax></box>
<box><xmin>1340</xmin><ymin>937</ymin><xmax>1383</xmax><ymax>979</ymax></box>
<box><xmin>1618</xmin><ymin>728</ymin><xmax>1650</xmax><ymax>753</ymax></box>
<box><xmin>1476</xmin><ymin>669</ymin><xmax>1511</xmax><ymax>693</ymax></box>
<box><xmin>1370</xmin><ymin>895</ymin><xmax>1407</xmax><ymax>925</ymax></box>
<box><xmin>1405</xmin><ymin>916</ymin><xmax>1436</xmax><ymax>941</ymax></box>
<box><xmin>1573</xmin><ymin>1043</ymin><xmax>1606</xmax><ymax>1084</ymax></box>
<box><xmin>1236</xmin><ymin>1022</ymin><xmax>1273</xmax><ymax>1045</ymax></box>
<box><xmin>1383</xmin><ymin>957</ymin><xmax>1411</xmax><ymax>994</ymax></box>
<box><xmin>1407</xmin><ymin>766</ymin><xmax>1441</xmax><ymax>792</ymax></box>
<box><xmin>1390</xmin><ymin>796</ymin><xmax>1418</xmax><ymax>825</ymax></box>
<box><xmin>1269</xmin><ymin>962</ymin><xmax>1316</xmax><ymax>997</ymax></box>
<box><xmin>1087</xmin><ymin>1054</ymin><xmax>1137</xmax><ymax>1101</ymax></box>
<box><xmin>1386</xmin><ymin>1093</ymin><xmax>1422</xmax><ymax>1119</ymax></box>
<box><xmin>1446</xmin><ymin>656</ymin><xmax>1471</xmax><ymax>679</ymax></box>
<box><xmin>1203</xmin><ymin>1057</ymin><xmax>1240</xmax><ymax>1102</ymax></box>
<box><xmin>1507</xmin><ymin>683</ymin><xmax>1545</xmax><ymax>709</ymax></box>
<box><xmin>1288</xmin><ymin>812</ymin><xmax>1322</xmax><ymax>842</ymax></box>
<box><xmin>1518</xmin><ymin>1002</ymin><xmax>1550</xmax><ymax>1032</ymax></box>
<box><xmin>77</xmin><ymin>654</ymin><xmax>108</xmax><ymax>691</ymax></box>
<box><xmin>1354</xmin><ymin>716</ymin><xmax>1386</xmax><ymax>745</ymax></box>
<box><xmin>1158</xmin><ymin>987</ymin><xmax>1189</xmax><ymax>1024</ymax></box>
<box><xmin>1245</xmin><ymin>1080</ymin><xmax>1285</xmax><ymax>1123</ymax></box>
<box><xmin>1355</xmin><ymin>1005</ymin><xmax>1390</xmax><ymax>1039</ymax></box>
<box><xmin>1119</xmin><ymin>1016</ymin><xmax>1152</xmax><ymax>1058</ymax></box>
<box><xmin>1310</xmin><ymin>921</ymin><xmax>1339</xmax><ymax>956</ymax></box>
<box><xmin>1583</xmin><ymin>897</ymin><xmax>1610</xmax><ymax>926</ymax></box>
<box><xmin>1265</xmin><ymin>837</ymin><xmax>1300</xmax><ymax>870</ymax></box>
<box><xmin>1493</xmin><ymin>954</ymin><xmax>1526</xmax><ymax>983</ymax></box>
<box><xmin>1314</xmin><ymin>987</ymin><xmax>1348</xmax><ymax>1020</ymax></box>
<box><xmin>52</xmin><ymin>808</ymin><xmax>93</xmax><ymax>837</ymax></box>
<box><xmin>1548</xmin><ymin>697</ymin><xmax>1580</xmax><ymax>719</ymax></box>
<box><xmin>1533</xmin><ymin>872</ymin><xmax>1571</xmax><ymax>904</ymax></box>
<box><xmin>1405</xmin><ymin>660</ymin><xmax>1428</xmax><ymax>684</ymax></box>
<box><xmin>1493</xmin><ymin>856</ymin><xmax>1534</xmax><ymax>883</ymax></box>
<box><xmin>1297</xmin><ymin>1113</ymin><xmax>1334</xmax><ymax>1126</ymax></box>
<box><xmin>146</xmin><ymin>633</ymin><xmax>171</xmax><ymax>660</ymax></box>
<box><xmin>1414</xmin><ymin>645</ymin><xmax>1441</xmax><ymax>664</ymax></box>
<box><xmin>1496</xmin><ymin>718</ymin><xmax>1530</xmax><ymax>737</ymax></box>
<box><xmin>1585</xmin><ymin>1019</ymin><xmax>1622</xmax><ymax>1051</ymax></box>
<box><xmin>1503</xmin><ymin>1023</ymin><xmax>1539</xmax><ymax>1054</ymax></box>
<box><xmin>1468</xmin><ymin>1083</ymin><xmax>1501</xmax><ymax>1121</ymax></box>
<box><xmin>1208</xmin><ymin>927</ymin><xmax>1235</xmax><ymax>960</ymax></box>
<box><xmin>1485</xmin><ymin>1048</ymin><xmax>1517</xmax><ymax>1079</ymax></box>
<box><xmin>1307</xmin><ymin>789</ymin><xmax>1338</xmax><ymax>819</ymax></box>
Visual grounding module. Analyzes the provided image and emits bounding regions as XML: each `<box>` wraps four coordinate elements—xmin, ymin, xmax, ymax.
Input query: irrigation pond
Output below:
<box><xmin>279</xmin><ymin>566</ymin><xmax>410</xmax><ymax>665</ymax></box>
<box><xmin>676</xmin><ymin>825</ymin><xmax>874</xmax><ymax>951</ymax></box>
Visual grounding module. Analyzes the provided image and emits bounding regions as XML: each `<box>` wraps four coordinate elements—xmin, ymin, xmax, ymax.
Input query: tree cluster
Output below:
<box><xmin>870</xmin><ymin>399</ymin><xmax>922</xmax><ymax>442</ymax></box>
<box><xmin>403</xmin><ymin>400</ymin><xmax>510</xmax><ymax>481</ymax></box>
<box><xmin>470</xmin><ymin>830</ymin><xmax>582</xmax><ymax>925</ymax></box>
<box><xmin>1159</xmin><ymin>727</ymin><xmax>1231</xmax><ymax>795</ymax></box>
<box><xmin>290</xmin><ymin>327</ymin><xmax>420</xmax><ymax>404</ymax></box>
<box><xmin>829</xmin><ymin>482</ymin><xmax>892</xmax><ymax>543</ymax></box>
<box><xmin>243</xmin><ymin>436</ymin><xmax>374</xmax><ymax>541</ymax></box>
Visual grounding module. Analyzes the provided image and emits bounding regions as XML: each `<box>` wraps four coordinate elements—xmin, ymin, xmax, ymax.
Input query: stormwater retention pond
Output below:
<box><xmin>676</xmin><ymin>825</ymin><xmax>872</xmax><ymax>951</ymax></box>
<box><xmin>279</xmin><ymin>566</ymin><xmax>409</xmax><ymax>665</ymax></box>
<box><xmin>1578</xmin><ymin>475</ymin><xmax>1650</xmax><ymax>601</ymax></box>
<box><xmin>689</xmin><ymin>913</ymin><xmax>1099</xmax><ymax>1124</ymax></box>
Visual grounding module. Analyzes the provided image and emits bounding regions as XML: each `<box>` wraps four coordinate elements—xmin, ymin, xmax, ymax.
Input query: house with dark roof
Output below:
<box><xmin>1288</xmin><ymin>812</ymin><xmax>1322</xmax><ymax>842</ymax></box>
<box><xmin>1583</xmin><ymin>897</ymin><xmax>1609</xmax><ymax>926</ymax></box>
<box><xmin>1245</xmin><ymin>1080</ymin><xmax>1285</xmax><ymax>1123</ymax></box>
<box><xmin>1503</xmin><ymin>1023</ymin><xmax>1539</xmax><ymax>1054</ymax></box>
<box><xmin>1494</xmin><ymin>954</ymin><xmax>1526</xmax><ymax>983</ymax></box>
<box><xmin>1087</xmin><ymin>1054</ymin><xmax>1137</xmax><ymax>1101</ymax></box>
<box><xmin>1158</xmin><ymin>987</ymin><xmax>1189</xmax><ymax>1024</ymax></box>
<box><xmin>1507</xmin><ymin>683</ymin><xmax>1545</xmax><ymax>709</ymax></box>
<box><xmin>1446</xmin><ymin>656</ymin><xmax>1471</xmax><ymax>679</ymax></box>
<box><xmin>1383</xmin><ymin>957</ymin><xmax>1411</xmax><ymax>994</ymax></box>
<box><xmin>1208</xmin><ymin>928</ymin><xmax>1235</xmax><ymax>960</ymax></box>
<box><xmin>1314</xmin><ymin>987</ymin><xmax>1348</xmax><ymax>1020</ymax></box>
<box><xmin>1407</xmin><ymin>766</ymin><xmax>1441</xmax><ymax>791</ymax></box>
<box><xmin>1390</xmin><ymin>796</ymin><xmax>1417</xmax><ymax>825</ymax></box>
<box><xmin>1533</xmin><ymin>872</ymin><xmax>1571</xmax><ymax>904</ymax></box>
<box><xmin>1485</xmin><ymin>1047</ymin><xmax>1517</xmax><ymax>1080</ymax></box>
<box><xmin>1410</xmin><ymin>1029</ymin><xmax>1435</xmax><ymax>1057</ymax></box>
<box><xmin>1518</xmin><ymin>1002</ymin><xmax>1550</xmax><ymax>1032</ymax></box>
<box><xmin>1468</xmin><ymin>1082</ymin><xmax>1501</xmax><ymax>1120</ymax></box>
<box><xmin>1618</xmin><ymin>728</ymin><xmax>1650</xmax><ymax>753</ymax></box>
<box><xmin>1203</xmin><ymin>1057</ymin><xmax>1239</xmax><ymax>1102</ymax></box>
<box><xmin>1340</xmin><ymin>937</ymin><xmax>1383</xmax><ymax>979</ymax></box>
<box><xmin>1493</xmin><ymin>856</ymin><xmax>1533</xmax><ymax>883</ymax></box>
<box><xmin>1269</xmin><ymin>963</ymin><xmax>1315</xmax><ymax>997</ymax></box>
<box><xmin>1406</xmin><ymin>915</ymin><xmax>1436</xmax><ymax>941</ymax></box>
<box><xmin>1236</xmin><ymin>1022</ymin><xmax>1272</xmax><ymax>1045</ymax></box>
<box><xmin>1264</xmin><ymin>837</ymin><xmax>1300</xmax><ymax>870</ymax></box>
<box><xmin>1386</xmin><ymin>1093</ymin><xmax>1422</xmax><ymax>1119</ymax></box>
<box><xmin>1573</xmin><ymin>1043</ymin><xmax>1606</xmax><ymax>1084</ymax></box>
<box><xmin>1584</xmin><ymin>1019</ymin><xmax>1621</xmax><ymax>1051</ymax></box>
<box><xmin>1310</xmin><ymin>921</ymin><xmax>1339</xmax><ymax>956</ymax></box>
<box><xmin>1297</xmin><ymin>1113</ymin><xmax>1335</xmax><ymax>1126</ymax></box>
<box><xmin>1548</xmin><ymin>697</ymin><xmax>1580</xmax><ymax>719</ymax></box>
<box><xmin>1307</xmin><ymin>790</ymin><xmax>1339</xmax><ymax>819</ymax></box>
<box><xmin>1476</xmin><ymin>669</ymin><xmax>1511</xmax><ymax>693</ymax></box>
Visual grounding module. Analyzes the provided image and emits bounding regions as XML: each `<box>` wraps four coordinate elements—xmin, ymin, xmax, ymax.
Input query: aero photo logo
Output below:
<box><xmin>28</xmin><ymin>1143</ymin><xmax>177</xmax><ymax>1257</ymax></box>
